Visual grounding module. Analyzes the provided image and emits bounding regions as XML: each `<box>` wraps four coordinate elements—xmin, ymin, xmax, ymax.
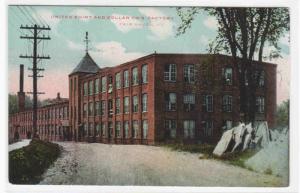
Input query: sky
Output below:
<box><xmin>8</xmin><ymin>6</ymin><xmax>290</xmax><ymax>104</ymax></box>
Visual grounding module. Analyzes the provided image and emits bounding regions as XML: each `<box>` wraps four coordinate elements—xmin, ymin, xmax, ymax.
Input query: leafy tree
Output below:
<box><xmin>9</xmin><ymin>94</ymin><xmax>45</xmax><ymax>114</ymax></box>
<box><xmin>276</xmin><ymin>100</ymin><xmax>289</xmax><ymax>128</ymax></box>
<box><xmin>177</xmin><ymin>7</ymin><xmax>289</xmax><ymax>123</ymax></box>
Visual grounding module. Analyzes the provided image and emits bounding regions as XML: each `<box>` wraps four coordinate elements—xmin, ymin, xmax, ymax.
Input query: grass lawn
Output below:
<box><xmin>162</xmin><ymin>143</ymin><xmax>258</xmax><ymax>171</ymax></box>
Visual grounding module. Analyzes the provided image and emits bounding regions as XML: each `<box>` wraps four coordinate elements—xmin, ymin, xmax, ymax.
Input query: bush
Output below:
<box><xmin>9</xmin><ymin>139</ymin><xmax>61</xmax><ymax>184</ymax></box>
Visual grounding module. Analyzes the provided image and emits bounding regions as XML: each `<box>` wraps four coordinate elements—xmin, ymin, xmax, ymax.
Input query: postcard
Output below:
<box><xmin>5</xmin><ymin>2</ymin><xmax>295</xmax><ymax>193</ymax></box>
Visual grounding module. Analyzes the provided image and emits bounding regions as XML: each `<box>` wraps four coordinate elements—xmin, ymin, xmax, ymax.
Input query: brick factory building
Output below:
<box><xmin>9</xmin><ymin>51</ymin><xmax>276</xmax><ymax>144</ymax></box>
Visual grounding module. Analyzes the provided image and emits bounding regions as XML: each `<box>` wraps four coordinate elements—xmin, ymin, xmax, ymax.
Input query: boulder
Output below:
<box><xmin>231</xmin><ymin>123</ymin><xmax>246</xmax><ymax>152</ymax></box>
<box><xmin>253</xmin><ymin>122</ymin><xmax>270</xmax><ymax>148</ymax></box>
<box><xmin>213</xmin><ymin>129</ymin><xmax>234</xmax><ymax>156</ymax></box>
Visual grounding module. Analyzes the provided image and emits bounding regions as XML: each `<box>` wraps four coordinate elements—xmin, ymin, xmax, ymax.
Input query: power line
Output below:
<box><xmin>28</xmin><ymin>6</ymin><xmax>48</xmax><ymax>27</ymax></box>
<box><xmin>17</xmin><ymin>6</ymin><xmax>36</xmax><ymax>25</ymax></box>
<box><xmin>23</xmin><ymin>6</ymin><xmax>44</xmax><ymax>26</ymax></box>
<box><xmin>19</xmin><ymin>24</ymin><xmax>51</xmax><ymax>139</ymax></box>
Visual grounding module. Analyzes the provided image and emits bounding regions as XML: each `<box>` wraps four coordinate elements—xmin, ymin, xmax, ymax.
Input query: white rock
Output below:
<box><xmin>213</xmin><ymin>129</ymin><xmax>233</xmax><ymax>156</ymax></box>
<box><xmin>231</xmin><ymin>123</ymin><xmax>246</xmax><ymax>152</ymax></box>
<box><xmin>253</xmin><ymin>122</ymin><xmax>270</xmax><ymax>148</ymax></box>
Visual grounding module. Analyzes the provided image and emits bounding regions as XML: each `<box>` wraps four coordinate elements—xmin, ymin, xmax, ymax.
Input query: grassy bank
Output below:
<box><xmin>9</xmin><ymin>139</ymin><xmax>61</xmax><ymax>184</ymax></box>
<box><xmin>162</xmin><ymin>143</ymin><xmax>258</xmax><ymax>170</ymax></box>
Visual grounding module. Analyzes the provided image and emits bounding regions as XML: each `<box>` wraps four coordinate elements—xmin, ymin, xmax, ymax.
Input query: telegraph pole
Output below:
<box><xmin>19</xmin><ymin>24</ymin><xmax>50</xmax><ymax>139</ymax></box>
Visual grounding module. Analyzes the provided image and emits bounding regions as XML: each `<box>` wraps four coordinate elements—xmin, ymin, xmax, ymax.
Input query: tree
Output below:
<box><xmin>276</xmin><ymin>100</ymin><xmax>289</xmax><ymax>128</ymax></box>
<box><xmin>9</xmin><ymin>93</ymin><xmax>45</xmax><ymax>114</ymax></box>
<box><xmin>177</xmin><ymin>7</ymin><xmax>289</xmax><ymax>124</ymax></box>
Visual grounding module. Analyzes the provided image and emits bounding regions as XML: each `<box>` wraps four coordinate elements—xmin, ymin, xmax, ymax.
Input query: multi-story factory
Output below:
<box><xmin>9</xmin><ymin>49</ymin><xmax>276</xmax><ymax>144</ymax></box>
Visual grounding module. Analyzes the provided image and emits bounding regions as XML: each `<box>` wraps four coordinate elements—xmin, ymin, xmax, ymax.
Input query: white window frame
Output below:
<box><xmin>183</xmin><ymin>120</ymin><xmax>195</xmax><ymax>139</ymax></box>
<box><xmin>142</xmin><ymin>64</ymin><xmax>148</xmax><ymax>83</ymax></box>
<box><xmin>222</xmin><ymin>95</ymin><xmax>233</xmax><ymax>112</ymax></box>
<box><xmin>142</xmin><ymin>93</ymin><xmax>148</xmax><ymax>112</ymax></box>
<box><xmin>164</xmin><ymin>64</ymin><xmax>176</xmax><ymax>82</ymax></box>
<box><xmin>184</xmin><ymin>64</ymin><xmax>195</xmax><ymax>83</ymax></box>
<box><xmin>132</xmin><ymin>67</ymin><xmax>138</xmax><ymax>85</ymax></box>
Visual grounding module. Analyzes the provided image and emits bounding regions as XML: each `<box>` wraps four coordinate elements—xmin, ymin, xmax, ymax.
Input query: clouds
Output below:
<box><xmin>203</xmin><ymin>16</ymin><xmax>218</xmax><ymax>29</ymax></box>
<box><xmin>90</xmin><ymin>41</ymin><xmax>144</xmax><ymax>67</ymax></box>
<box><xmin>138</xmin><ymin>8</ymin><xmax>174</xmax><ymax>40</ymax></box>
<box><xmin>67</xmin><ymin>40</ymin><xmax>84</xmax><ymax>50</ymax></box>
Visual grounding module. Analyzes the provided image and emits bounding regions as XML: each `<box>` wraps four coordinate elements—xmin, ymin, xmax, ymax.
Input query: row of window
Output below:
<box><xmin>83</xmin><ymin>64</ymin><xmax>148</xmax><ymax>96</ymax></box>
<box><xmin>165</xmin><ymin>93</ymin><xmax>265</xmax><ymax>113</ymax></box>
<box><xmin>82</xmin><ymin>120</ymin><xmax>149</xmax><ymax>139</ymax></box>
<box><xmin>83</xmin><ymin>94</ymin><xmax>148</xmax><ymax>117</ymax></box>
<box><xmin>11</xmin><ymin>107</ymin><xmax>69</xmax><ymax>122</ymax></box>
<box><xmin>164</xmin><ymin>64</ymin><xmax>265</xmax><ymax>87</ymax></box>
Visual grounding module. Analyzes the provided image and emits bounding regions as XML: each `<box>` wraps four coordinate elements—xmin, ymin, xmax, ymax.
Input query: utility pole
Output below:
<box><xmin>19</xmin><ymin>24</ymin><xmax>51</xmax><ymax>139</ymax></box>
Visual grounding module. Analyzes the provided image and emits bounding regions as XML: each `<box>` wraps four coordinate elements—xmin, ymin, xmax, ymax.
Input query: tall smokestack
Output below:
<box><xmin>19</xmin><ymin>64</ymin><xmax>24</xmax><ymax>92</ymax></box>
<box><xmin>18</xmin><ymin>64</ymin><xmax>25</xmax><ymax>112</ymax></box>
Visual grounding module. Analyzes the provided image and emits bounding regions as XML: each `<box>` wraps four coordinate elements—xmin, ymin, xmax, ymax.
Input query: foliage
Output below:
<box><xmin>8</xmin><ymin>94</ymin><xmax>47</xmax><ymax>114</ymax></box>
<box><xmin>215</xmin><ymin>150</ymin><xmax>258</xmax><ymax>169</ymax></box>
<box><xmin>9</xmin><ymin>139</ymin><xmax>61</xmax><ymax>184</ymax></box>
<box><xmin>275</xmin><ymin>100</ymin><xmax>289</xmax><ymax>128</ymax></box>
<box><xmin>163</xmin><ymin>143</ymin><xmax>258</xmax><ymax>170</ymax></box>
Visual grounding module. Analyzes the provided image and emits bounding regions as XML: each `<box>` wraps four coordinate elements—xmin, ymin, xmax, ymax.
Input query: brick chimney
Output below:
<box><xmin>57</xmin><ymin>92</ymin><xmax>61</xmax><ymax>99</ymax></box>
<box><xmin>17</xmin><ymin>64</ymin><xmax>25</xmax><ymax>112</ymax></box>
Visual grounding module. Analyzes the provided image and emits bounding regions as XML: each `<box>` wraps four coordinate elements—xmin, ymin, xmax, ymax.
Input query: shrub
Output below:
<box><xmin>9</xmin><ymin>139</ymin><xmax>61</xmax><ymax>184</ymax></box>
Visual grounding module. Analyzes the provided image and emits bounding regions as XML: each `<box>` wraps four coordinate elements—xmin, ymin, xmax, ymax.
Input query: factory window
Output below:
<box><xmin>184</xmin><ymin>120</ymin><xmax>195</xmax><ymax>139</ymax></box>
<box><xmin>83</xmin><ymin>103</ymin><xmax>87</xmax><ymax>118</ymax></box>
<box><xmin>84</xmin><ymin>82</ymin><xmax>88</xmax><ymax>96</ymax></box>
<box><xmin>223</xmin><ymin>120</ymin><xmax>232</xmax><ymax>130</ymax></box>
<box><xmin>132</xmin><ymin>120</ymin><xmax>139</xmax><ymax>139</ymax></box>
<box><xmin>183</xmin><ymin>93</ymin><xmax>195</xmax><ymax>111</ymax></box>
<box><xmin>116</xmin><ymin>121</ymin><xmax>121</xmax><ymax>138</ymax></box>
<box><xmin>101</xmin><ymin>122</ymin><xmax>106</xmax><ymax>136</ymax></box>
<box><xmin>132</xmin><ymin>95</ymin><xmax>139</xmax><ymax>113</ymax></box>
<box><xmin>89</xmin><ymin>80</ymin><xmax>93</xmax><ymax>95</ymax></box>
<box><xmin>108</xmin><ymin>99</ymin><xmax>113</xmax><ymax>117</ymax></box>
<box><xmin>124</xmin><ymin>96</ymin><xmax>130</xmax><ymax>114</ymax></box>
<box><xmin>96</xmin><ymin>123</ymin><xmax>101</xmax><ymax>136</ymax></box>
<box><xmin>223</xmin><ymin>67</ymin><xmax>233</xmax><ymax>85</ymax></box>
<box><xmin>123</xmin><ymin>70</ymin><xmax>129</xmax><ymax>88</ymax></box>
<box><xmin>101</xmin><ymin>100</ymin><xmax>106</xmax><ymax>116</ymax></box>
<box><xmin>142</xmin><ymin>94</ymin><xmax>148</xmax><ymax>112</ymax></box>
<box><xmin>204</xmin><ymin>120</ymin><xmax>213</xmax><ymax>137</ymax></box>
<box><xmin>108</xmin><ymin>76</ymin><xmax>113</xmax><ymax>93</ymax></box>
<box><xmin>203</xmin><ymin>95</ymin><xmax>213</xmax><ymax>112</ymax></box>
<box><xmin>115</xmin><ymin>72</ymin><xmax>121</xmax><ymax>89</ymax></box>
<box><xmin>142</xmin><ymin>64</ymin><xmax>148</xmax><ymax>83</ymax></box>
<box><xmin>258</xmin><ymin>70</ymin><xmax>265</xmax><ymax>87</ymax></box>
<box><xmin>101</xmin><ymin>76</ymin><xmax>106</xmax><ymax>93</ymax></box>
<box><xmin>124</xmin><ymin>121</ymin><xmax>129</xmax><ymax>138</ymax></box>
<box><xmin>132</xmin><ymin>67</ymin><xmax>139</xmax><ymax>85</ymax></box>
<box><xmin>95</xmin><ymin>101</ymin><xmax>100</xmax><ymax>116</ymax></box>
<box><xmin>142</xmin><ymin>120</ymin><xmax>148</xmax><ymax>139</ymax></box>
<box><xmin>88</xmin><ymin>102</ymin><xmax>94</xmax><ymax>116</ymax></box>
<box><xmin>165</xmin><ymin>93</ymin><xmax>176</xmax><ymax>111</ymax></box>
<box><xmin>115</xmin><ymin>98</ymin><xmax>121</xmax><ymax>114</ymax></box>
<box><xmin>164</xmin><ymin>64</ymin><xmax>176</xmax><ymax>82</ymax></box>
<box><xmin>222</xmin><ymin>95</ymin><xmax>232</xmax><ymax>112</ymax></box>
<box><xmin>256</xmin><ymin>96</ymin><xmax>265</xmax><ymax>113</ymax></box>
<box><xmin>95</xmin><ymin>78</ymin><xmax>99</xmax><ymax>94</ymax></box>
<box><xmin>165</xmin><ymin>120</ymin><xmax>176</xmax><ymax>138</ymax></box>
<box><xmin>184</xmin><ymin>64</ymin><xmax>195</xmax><ymax>83</ymax></box>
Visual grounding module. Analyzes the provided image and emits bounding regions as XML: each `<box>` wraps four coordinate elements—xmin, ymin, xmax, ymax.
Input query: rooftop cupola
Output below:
<box><xmin>69</xmin><ymin>32</ymin><xmax>100</xmax><ymax>75</ymax></box>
